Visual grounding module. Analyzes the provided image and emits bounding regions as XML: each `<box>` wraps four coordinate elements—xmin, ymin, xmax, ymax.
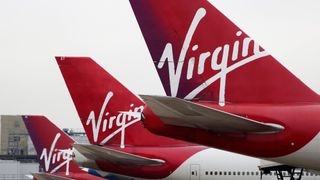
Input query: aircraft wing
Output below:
<box><xmin>141</xmin><ymin>95</ymin><xmax>284</xmax><ymax>134</ymax></box>
<box><xmin>32</xmin><ymin>173</ymin><xmax>73</xmax><ymax>180</ymax></box>
<box><xmin>73</xmin><ymin>144</ymin><xmax>165</xmax><ymax>166</ymax></box>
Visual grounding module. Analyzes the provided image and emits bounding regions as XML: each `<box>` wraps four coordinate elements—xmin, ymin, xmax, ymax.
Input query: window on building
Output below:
<box><xmin>14</xmin><ymin>121</ymin><xmax>20</xmax><ymax>128</ymax></box>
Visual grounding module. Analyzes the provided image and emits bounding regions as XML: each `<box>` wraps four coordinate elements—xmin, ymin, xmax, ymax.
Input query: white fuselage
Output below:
<box><xmin>75</xmin><ymin>148</ymin><xmax>320</xmax><ymax>180</ymax></box>
<box><xmin>165</xmin><ymin>148</ymin><xmax>272</xmax><ymax>180</ymax></box>
<box><xmin>165</xmin><ymin>148</ymin><xmax>320</xmax><ymax>180</ymax></box>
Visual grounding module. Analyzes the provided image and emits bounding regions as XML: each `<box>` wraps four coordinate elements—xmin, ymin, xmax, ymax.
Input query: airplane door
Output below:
<box><xmin>190</xmin><ymin>164</ymin><xmax>200</xmax><ymax>180</ymax></box>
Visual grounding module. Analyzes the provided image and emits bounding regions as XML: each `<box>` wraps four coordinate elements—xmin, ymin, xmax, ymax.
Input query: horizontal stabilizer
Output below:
<box><xmin>141</xmin><ymin>95</ymin><xmax>284</xmax><ymax>134</ymax></box>
<box><xmin>32</xmin><ymin>173</ymin><xmax>73</xmax><ymax>180</ymax></box>
<box><xmin>73</xmin><ymin>144</ymin><xmax>165</xmax><ymax>166</ymax></box>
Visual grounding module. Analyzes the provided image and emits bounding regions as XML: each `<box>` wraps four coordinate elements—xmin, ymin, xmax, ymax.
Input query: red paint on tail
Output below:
<box><xmin>56</xmin><ymin>57</ymin><xmax>189</xmax><ymax>147</ymax></box>
<box><xmin>22</xmin><ymin>116</ymin><xmax>82</xmax><ymax>174</ymax></box>
<box><xmin>130</xmin><ymin>0</ymin><xmax>320</xmax><ymax>104</ymax></box>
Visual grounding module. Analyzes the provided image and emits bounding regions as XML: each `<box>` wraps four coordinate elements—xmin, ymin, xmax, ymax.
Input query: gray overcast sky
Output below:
<box><xmin>0</xmin><ymin>0</ymin><xmax>319</xmax><ymax>128</ymax></box>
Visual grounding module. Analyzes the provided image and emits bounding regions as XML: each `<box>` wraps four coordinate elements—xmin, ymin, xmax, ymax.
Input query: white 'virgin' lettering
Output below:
<box><xmin>40</xmin><ymin>133</ymin><xmax>73</xmax><ymax>175</ymax></box>
<box><xmin>158</xmin><ymin>8</ymin><xmax>269</xmax><ymax>106</ymax></box>
<box><xmin>86</xmin><ymin>91</ymin><xmax>144</xmax><ymax>148</ymax></box>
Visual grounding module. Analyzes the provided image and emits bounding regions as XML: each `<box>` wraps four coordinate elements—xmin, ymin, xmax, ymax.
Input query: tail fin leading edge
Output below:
<box><xmin>129</xmin><ymin>0</ymin><xmax>320</xmax><ymax>105</ymax></box>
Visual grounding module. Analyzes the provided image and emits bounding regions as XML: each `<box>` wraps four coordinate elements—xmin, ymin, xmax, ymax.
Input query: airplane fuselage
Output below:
<box><xmin>145</xmin><ymin>102</ymin><xmax>320</xmax><ymax>171</ymax></box>
<box><xmin>75</xmin><ymin>146</ymin><xmax>320</xmax><ymax>180</ymax></box>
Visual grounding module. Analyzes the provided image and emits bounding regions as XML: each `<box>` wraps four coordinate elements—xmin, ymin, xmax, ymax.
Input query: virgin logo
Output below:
<box><xmin>86</xmin><ymin>91</ymin><xmax>144</xmax><ymax>148</ymax></box>
<box><xmin>158</xmin><ymin>8</ymin><xmax>269</xmax><ymax>106</ymax></box>
<box><xmin>40</xmin><ymin>133</ymin><xmax>73</xmax><ymax>175</ymax></box>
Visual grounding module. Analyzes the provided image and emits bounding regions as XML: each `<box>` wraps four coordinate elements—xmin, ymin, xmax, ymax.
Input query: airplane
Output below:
<box><xmin>129</xmin><ymin>0</ymin><xmax>320</xmax><ymax>175</ymax></box>
<box><xmin>56</xmin><ymin>57</ymin><xmax>274</xmax><ymax>179</ymax></box>
<box><xmin>55</xmin><ymin>56</ymin><xmax>285</xmax><ymax>180</ymax></box>
<box><xmin>22</xmin><ymin>115</ymin><xmax>109</xmax><ymax>180</ymax></box>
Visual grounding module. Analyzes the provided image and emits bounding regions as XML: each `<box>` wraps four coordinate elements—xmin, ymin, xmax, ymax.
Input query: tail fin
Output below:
<box><xmin>56</xmin><ymin>57</ymin><xmax>184</xmax><ymax>147</ymax></box>
<box><xmin>129</xmin><ymin>0</ymin><xmax>320</xmax><ymax>105</ymax></box>
<box><xmin>22</xmin><ymin>115</ymin><xmax>82</xmax><ymax>175</ymax></box>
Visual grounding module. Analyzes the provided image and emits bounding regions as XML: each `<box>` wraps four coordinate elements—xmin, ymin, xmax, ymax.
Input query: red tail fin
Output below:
<box><xmin>56</xmin><ymin>57</ymin><xmax>186</xmax><ymax>147</ymax></box>
<box><xmin>22</xmin><ymin>116</ymin><xmax>82</xmax><ymax>175</ymax></box>
<box><xmin>130</xmin><ymin>0</ymin><xmax>320</xmax><ymax>105</ymax></box>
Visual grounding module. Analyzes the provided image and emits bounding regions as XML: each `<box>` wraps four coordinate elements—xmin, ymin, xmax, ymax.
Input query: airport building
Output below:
<box><xmin>0</xmin><ymin>116</ymin><xmax>36</xmax><ymax>156</ymax></box>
